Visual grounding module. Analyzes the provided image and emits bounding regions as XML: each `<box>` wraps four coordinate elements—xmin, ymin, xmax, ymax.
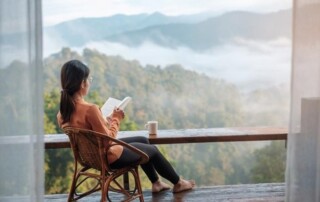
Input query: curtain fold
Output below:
<box><xmin>286</xmin><ymin>0</ymin><xmax>320</xmax><ymax>201</ymax></box>
<box><xmin>0</xmin><ymin>0</ymin><xmax>44</xmax><ymax>201</ymax></box>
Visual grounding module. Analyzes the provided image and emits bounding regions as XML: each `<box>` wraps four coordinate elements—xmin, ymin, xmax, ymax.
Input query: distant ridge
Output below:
<box><xmin>44</xmin><ymin>11</ymin><xmax>216</xmax><ymax>46</ymax></box>
<box><xmin>44</xmin><ymin>9</ymin><xmax>291</xmax><ymax>50</ymax></box>
<box><xmin>105</xmin><ymin>10</ymin><xmax>291</xmax><ymax>50</ymax></box>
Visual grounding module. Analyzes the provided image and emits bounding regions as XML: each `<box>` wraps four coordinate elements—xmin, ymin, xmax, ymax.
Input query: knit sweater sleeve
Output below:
<box><xmin>86</xmin><ymin>104</ymin><xmax>120</xmax><ymax>138</ymax></box>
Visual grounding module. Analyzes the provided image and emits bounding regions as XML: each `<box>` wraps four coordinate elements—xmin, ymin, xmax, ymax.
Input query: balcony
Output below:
<box><xmin>43</xmin><ymin>127</ymin><xmax>287</xmax><ymax>201</ymax></box>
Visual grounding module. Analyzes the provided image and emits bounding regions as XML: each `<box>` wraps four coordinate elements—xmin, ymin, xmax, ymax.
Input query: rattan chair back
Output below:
<box><xmin>63</xmin><ymin>127</ymin><xmax>149</xmax><ymax>202</ymax></box>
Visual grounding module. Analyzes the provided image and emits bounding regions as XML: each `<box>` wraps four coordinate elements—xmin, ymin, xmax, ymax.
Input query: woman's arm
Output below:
<box><xmin>87</xmin><ymin>105</ymin><xmax>121</xmax><ymax>138</ymax></box>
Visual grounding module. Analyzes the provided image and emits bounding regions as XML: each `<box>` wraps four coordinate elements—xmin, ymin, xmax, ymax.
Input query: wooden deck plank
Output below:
<box><xmin>44</xmin><ymin>127</ymin><xmax>287</xmax><ymax>149</ymax></box>
<box><xmin>44</xmin><ymin>183</ymin><xmax>285</xmax><ymax>202</ymax></box>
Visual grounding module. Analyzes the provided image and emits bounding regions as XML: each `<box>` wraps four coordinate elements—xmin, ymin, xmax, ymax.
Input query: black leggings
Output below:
<box><xmin>110</xmin><ymin>136</ymin><xmax>180</xmax><ymax>184</ymax></box>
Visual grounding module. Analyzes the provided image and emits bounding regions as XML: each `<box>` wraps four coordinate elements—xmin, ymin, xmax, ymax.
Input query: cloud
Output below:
<box><xmin>43</xmin><ymin>31</ymin><xmax>69</xmax><ymax>57</ymax></box>
<box><xmin>64</xmin><ymin>37</ymin><xmax>291</xmax><ymax>91</ymax></box>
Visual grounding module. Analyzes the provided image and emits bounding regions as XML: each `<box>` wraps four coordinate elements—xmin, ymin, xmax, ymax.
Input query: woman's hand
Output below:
<box><xmin>112</xmin><ymin>107</ymin><xmax>125</xmax><ymax>121</ymax></box>
<box><xmin>106</xmin><ymin>115</ymin><xmax>112</xmax><ymax>126</ymax></box>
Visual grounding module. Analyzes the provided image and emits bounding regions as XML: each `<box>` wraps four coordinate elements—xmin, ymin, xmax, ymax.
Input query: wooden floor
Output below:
<box><xmin>45</xmin><ymin>183</ymin><xmax>285</xmax><ymax>202</ymax></box>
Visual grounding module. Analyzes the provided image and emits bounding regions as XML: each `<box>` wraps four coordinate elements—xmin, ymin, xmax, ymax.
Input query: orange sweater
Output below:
<box><xmin>57</xmin><ymin>100</ymin><xmax>123</xmax><ymax>163</ymax></box>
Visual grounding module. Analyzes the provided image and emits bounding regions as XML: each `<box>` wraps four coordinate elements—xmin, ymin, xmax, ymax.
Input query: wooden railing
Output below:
<box><xmin>44</xmin><ymin>126</ymin><xmax>287</xmax><ymax>149</ymax></box>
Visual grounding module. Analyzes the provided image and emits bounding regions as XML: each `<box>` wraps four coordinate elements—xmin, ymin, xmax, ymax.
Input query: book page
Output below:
<box><xmin>118</xmin><ymin>97</ymin><xmax>132</xmax><ymax>110</ymax></box>
<box><xmin>101</xmin><ymin>97</ymin><xmax>121</xmax><ymax>117</ymax></box>
<box><xmin>101</xmin><ymin>97</ymin><xmax>132</xmax><ymax>117</ymax></box>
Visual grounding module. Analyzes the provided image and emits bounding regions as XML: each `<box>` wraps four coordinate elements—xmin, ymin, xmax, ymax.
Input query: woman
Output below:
<box><xmin>57</xmin><ymin>59</ymin><xmax>195</xmax><ymax>193</ymax></box>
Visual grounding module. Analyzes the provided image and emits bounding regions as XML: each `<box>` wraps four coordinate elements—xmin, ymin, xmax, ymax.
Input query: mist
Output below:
<box><xmin>43</xmin><ymin>26</ymin><xmax>291</xmax><ymax>92</ymax></box>
<box><xmin>70</xmin><ymin>39</ymin><xmax>291</xmax><ymax>91</ymax></box>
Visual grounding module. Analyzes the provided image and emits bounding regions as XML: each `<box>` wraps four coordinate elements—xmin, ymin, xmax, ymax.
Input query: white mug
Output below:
<box><xmin>145</xmin><ymin>121</ymin><xmax>158</xmax><ymax>135</ymax></box>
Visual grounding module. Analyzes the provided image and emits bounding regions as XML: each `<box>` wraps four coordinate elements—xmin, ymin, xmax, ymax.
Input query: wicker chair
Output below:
<box><xmin>63</xmin><ymin>127</ymin><xmax>149</xmax><ymax>202</ymax></box>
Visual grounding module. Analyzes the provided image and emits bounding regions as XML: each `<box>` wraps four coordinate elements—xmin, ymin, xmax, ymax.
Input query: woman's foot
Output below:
<box><xmin>172</xmin><ymin>179</ymin><xmax>195</xmax><ymax>193</ymax></box>
<box><xmin>152</xmin><ymin>180</ymin><xmax>171</xmax><ymax>193</ymax></box>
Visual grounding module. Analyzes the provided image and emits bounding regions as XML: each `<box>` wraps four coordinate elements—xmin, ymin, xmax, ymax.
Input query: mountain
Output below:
<box><xmin>105</xmin><ymin>10</ymin><xmax>291</xmax><ymax>51</ymax></box>
<box><xmin>44</xmin><ymin>9</ymin><xmax>291</xmax><ymax>50</ymax></box>
<box><xmin>44</xmin><ymin>12</ymin><xmax>216</xmax><ymax>47</ymax></box>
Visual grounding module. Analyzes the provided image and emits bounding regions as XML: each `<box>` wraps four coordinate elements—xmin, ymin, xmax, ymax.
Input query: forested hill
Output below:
<box><xmin>44</xmin><ymin>47</ymin><xmax>243</xmax><ymax>131</ymax></box>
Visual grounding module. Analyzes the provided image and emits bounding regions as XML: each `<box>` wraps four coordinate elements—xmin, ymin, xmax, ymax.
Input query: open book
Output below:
<box><xmin>100</xmin><ymin>96</ymin><xmax>132</xmax><ymax>117</ymax></box>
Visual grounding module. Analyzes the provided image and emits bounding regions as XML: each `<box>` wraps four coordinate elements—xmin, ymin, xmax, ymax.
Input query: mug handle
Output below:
<box><xmin>145</xmin><ymin>123</ymin><xmax>149</xmax><ymax>129</ymax></box>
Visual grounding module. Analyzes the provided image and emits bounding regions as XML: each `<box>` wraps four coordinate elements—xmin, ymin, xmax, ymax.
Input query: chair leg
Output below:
<box><xmin>68</xmin><ymin>182</ymin><xmax>76</xmax><ymax>202</ymax></box>
<box><xmin>100</xmin><ymin>169</ymin><xmax>145</xmax><ymax>202</ymax></box>
<box><xmin>134</xmin><ymin>167</ymin><xmax>144</xmax><ymax>202</ymax></box>
<box><xmin>103</xmin><ymin>175</ymin><xmax>118</xmax><ymax>202</ymax></box>
<box><xmin>100</xmin><ymin>176</ymin><xmax>107</xmax><ymax>202</ymax></box>
<box><xmin>68</xmin><ymin>162</ymin><xmax>78</xmax><ymax>202</ymax></box>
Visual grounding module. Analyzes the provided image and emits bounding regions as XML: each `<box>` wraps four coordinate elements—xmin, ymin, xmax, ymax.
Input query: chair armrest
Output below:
<box><xmin>63</xmin><ymin>127</ymin><xmax>149</xmax><ymax>166</ymax></box>
<box><xmin>104</xmin><ymin>136</ymin><xmax>149</xmax><ymax>164</ymax></box>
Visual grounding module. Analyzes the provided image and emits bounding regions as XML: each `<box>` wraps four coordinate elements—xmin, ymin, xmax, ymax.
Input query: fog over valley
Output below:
<box><xmin>75</xmin><ymin>38</ymin><xmax>290</xmax><ymax>90</ymax></box>
<box><xmin>43</xmin><ymin>9</ymin><xmax>291</xmax><ymax>91</ymax></box>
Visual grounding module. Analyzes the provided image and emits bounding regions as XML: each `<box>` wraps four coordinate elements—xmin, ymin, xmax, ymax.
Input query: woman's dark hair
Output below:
<box><xmin>60</xmin><ymin>60</ymin><xmax>90</xmax><ymax>123</ymax></box>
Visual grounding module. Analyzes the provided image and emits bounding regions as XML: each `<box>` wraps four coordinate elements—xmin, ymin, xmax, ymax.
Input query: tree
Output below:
<box><xmin>250</xmin><ymin>141</ymin><xmax>286</xmax><ymax>183</ymax></box>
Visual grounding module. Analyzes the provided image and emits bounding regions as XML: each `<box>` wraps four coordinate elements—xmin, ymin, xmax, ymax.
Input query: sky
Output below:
<box><xmin>42</xmin><ymin>0</ymin><xmax>292</xmax><ymax>26</ymax></box>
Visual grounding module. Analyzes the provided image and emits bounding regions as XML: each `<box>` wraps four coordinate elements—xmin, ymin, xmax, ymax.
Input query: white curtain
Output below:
<box><xmin>286</xmin><ymin>0</ymin><xmax>320</xmax><ymax>201</ymax></box>
<box><xmin>0</xmin><ymin>0</ymin><xmax>44</xmax><ymax>201</ymax></box>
